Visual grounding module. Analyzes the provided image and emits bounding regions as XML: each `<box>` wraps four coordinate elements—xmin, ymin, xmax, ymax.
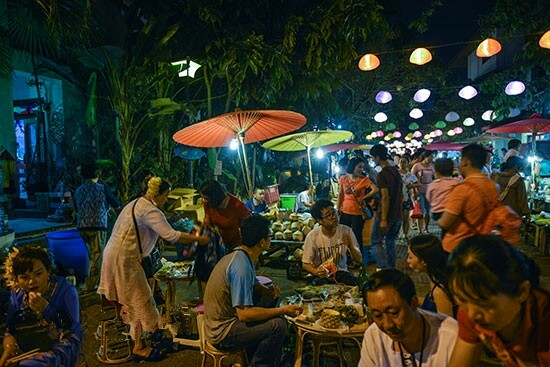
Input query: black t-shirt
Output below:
<box><xmin>377</xmin><ymin>165</ymin><xmax>403</xmax><ymax>222</ymax></box>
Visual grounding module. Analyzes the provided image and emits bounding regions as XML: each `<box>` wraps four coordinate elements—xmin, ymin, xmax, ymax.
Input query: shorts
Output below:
<box><xmin>418</xmin><ymin>193</ymin><xmax>430</xmax><ymax>215</ymax></box>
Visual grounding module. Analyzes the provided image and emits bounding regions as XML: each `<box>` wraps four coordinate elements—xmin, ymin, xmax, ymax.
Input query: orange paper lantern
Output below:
<box><xmin>409</xmin><ymin>48</ymin><xmax>432</xmax><ymax>65</ymax></box>
<box><xmin>358</xmin><ymin>53</ymin><xmax>380</xmax><ymax>71</ymax></box>
<box><xmin>476</xmin><ymin>38</ymin><xmax>502</xmax><ymax>57</ymax></box>
<box><xmin>539</xmin><ymin>30</ymin><xmax>550</xmax><ymax>49</ymax></box>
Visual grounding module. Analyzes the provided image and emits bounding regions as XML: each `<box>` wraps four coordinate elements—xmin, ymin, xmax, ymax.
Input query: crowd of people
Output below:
<box><xmin>1</xmin><ymin>139</ymin><xmax>545</xmax><ymax>367</ymax></box>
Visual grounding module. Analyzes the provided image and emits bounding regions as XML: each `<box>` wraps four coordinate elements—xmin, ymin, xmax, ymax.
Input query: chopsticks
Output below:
<box><xmin>6</xmin><ymin>348</ymin><xmax>40</xmax><ymax>364</ymax></box>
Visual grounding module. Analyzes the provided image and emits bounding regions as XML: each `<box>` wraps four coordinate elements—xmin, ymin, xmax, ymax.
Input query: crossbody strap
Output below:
<box><xmin>460</xmin><ymin>180</ymin><xmax>493</xmax><ymax>233</ymax></box>
<box><xmin>499</xmin><ymin>174</ymin><xmax>520</xmax><ymax>201</ymax></box>
<box><xmin>131</xmin><ymin>199</ymin><xmax>143</xmax><ymax>256</ymax></box>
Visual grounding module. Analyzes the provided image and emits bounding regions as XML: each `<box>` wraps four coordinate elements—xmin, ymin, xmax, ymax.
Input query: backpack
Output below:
<box><xmin>194</xmin><ymin>227</ymin><xmax>225</xmax><ymax>281</ymax></box>
<box><xmin>461</xmin><ymin>180</ymin><xmax>522</xmax><ymax>245</ymax></box>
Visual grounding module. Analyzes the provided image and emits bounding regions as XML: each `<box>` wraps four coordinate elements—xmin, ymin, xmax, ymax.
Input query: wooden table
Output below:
<box><xmin>154</xmin><ymin>261</ymin><xmax>201</xmax><ymax>349</ymax></box>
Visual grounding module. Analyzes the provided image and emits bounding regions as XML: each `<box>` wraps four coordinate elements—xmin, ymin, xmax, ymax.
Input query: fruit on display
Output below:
<box><xmin>532</xmin><ymin>212</ymin><xmax>550</xmax><ymax>225</ymax></box>
<box><xmin>283</xmin><ymin>229</ymin><xmax>293</xmax><ymax>240</ymax></box>
<box><xmin>274</xmin><ymin>231</ymin><xmax>284</xmax><ymax>240</ymax></box>
<box><xmin>270</xmin><ymin>212</ymin><xmax>316</xmax><ymax>245</ymax></box>
<box><xmin>320</xmin><ymin>309</ymin><xmax>341</xmax><ymax>329</ymax></box>
<box><xmin>337</xmin><ymin>305</ymin><xmax>360</xmax><ymax>326</ymax></box>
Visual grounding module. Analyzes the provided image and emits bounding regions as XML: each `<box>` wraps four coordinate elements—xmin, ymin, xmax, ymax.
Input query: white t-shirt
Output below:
<box><xmin>294</xmin><ymin>190</ymin><xmax>312</xmax><ymax>212</ymax></box>
<box><xmin>358</xmin><ymin>309</ymin><xmax>458</xmax><ymax>367</ymax></box>
<box><xmin>302</xmin><ymin>224</ymin><xmax>359</xmax><ymax>271</ymax></box>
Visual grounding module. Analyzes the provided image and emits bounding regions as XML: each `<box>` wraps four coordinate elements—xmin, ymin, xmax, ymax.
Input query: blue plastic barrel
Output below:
<box><xmin>45</xmin><ymin>229</ymin><xmax>89</xmax><ymax>283</ymax></box>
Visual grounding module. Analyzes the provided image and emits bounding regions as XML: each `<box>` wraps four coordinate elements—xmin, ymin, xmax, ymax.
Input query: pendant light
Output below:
<box><xmin>476</xmin><ymin>38</ymin><xmax>502</xmax><ymax>57</ymax></box>
<box><xmin>409</xmin><ymin>48</ymin><xmax>432</xmax><ymax>65</ymax></box>
<box><xmin>358</xmin><ymin>54</ymin><xmax>380</xmax><ymax>71</ymax></box>
<box><xmin>539</xmin><ymin>30</ymin><xmax>550</xmax><ymax>49</ymax></box>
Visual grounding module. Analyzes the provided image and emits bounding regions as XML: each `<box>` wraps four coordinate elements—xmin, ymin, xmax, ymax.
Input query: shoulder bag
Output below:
<box><xmin>132</xmin><ymin>199</ymin><xmax>163</xmax><ymax>278</ymax></box>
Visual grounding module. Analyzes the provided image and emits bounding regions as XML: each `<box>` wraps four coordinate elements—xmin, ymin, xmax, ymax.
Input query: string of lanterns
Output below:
<box><xmin>358</xmin><ymin>30</ymin><xmax>550</xmax><ymax>71</ymax></box>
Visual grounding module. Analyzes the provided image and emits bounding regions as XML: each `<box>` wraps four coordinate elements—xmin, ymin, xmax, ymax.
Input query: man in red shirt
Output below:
<box><xmin>438</xmin><ymin>144</ymin><xmax>500</xmax><ymax>253</ymax></box>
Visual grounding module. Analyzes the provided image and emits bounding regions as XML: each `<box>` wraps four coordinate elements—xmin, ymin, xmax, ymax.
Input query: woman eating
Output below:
<box><xmin>0</xmin><ymin>245</ymin><xmax>82</xmax><ymax>367</ymax></box>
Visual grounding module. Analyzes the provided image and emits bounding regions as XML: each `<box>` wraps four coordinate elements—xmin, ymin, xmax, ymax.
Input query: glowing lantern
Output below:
<box><xmin>434</xmin><ymin>129</ymin><xmax>443</xmax><ymax>137</ymax></box>
<box><xmin>376</xmin><ymin>130</ymin><xmax>385</xmax><ymax>137</ymax></box>
<box><xmin>413</xmin><ymin>89</ymin><xmax>431</xmax><ymax>103</ymax></box>
<box><xmin>505</xmin><ymin>81</ymin><xmax>526</xmax><ymax>96</ymax></box>
<box><xmin>409</xmin><ymin>48</ymin><xmax>432</xmax><ymax>65</ymax></box>
<box><xmin>445</xmin><ymin>112</ymin><xmax>460</xmax><ymax>122</ymax></box>
<box><xmin>463</xmin><ymin>117</ymin><xmax>475</xmax><ymax>126</ymax></box>
<box><xmin>408</xmin><ymin>122</ymin><xmax>420</xmax><ymax>130</ymax></box>
<box><xmin>374</xmin><ymin>112</ymin><xmax>388</xmax><ymax>122</ymax></box>
<box><xmin>476</xmin><ymin>38</ymin><xmax>502</xmax><ymax>57</ymax></box>
<box><xmin>358</xmin><ymin>54</ymin><xmax>380</xmax><ymax>71</ymax></box>
<box><xmin>447</xmin><ymin>130</ymin><xmax>456</xmax><ymax>136</ymax></box>
<box><xmin>413</xmin><ymin>131</ymin><xmax>423</xmax><ymax>138</ymax></box>
<box><xmin>424</xmin><ymin>134</ymin><xmax>431</xmax><ymax>140</ymax></box>
<box><xmin>429</xmin><ymin>131</ymin><xmax>436</xmax><ymax>138</ymax></box>
<box><xmin>375</xmin><ymin>90</ymin><xmax>393</xmax><ymax>104</ymax></box>
<box><xmin>384</xmin><ymin>135</ymin><xmax>391</xmax><ymax>141</ymax></box>
<box><xmin>539</xmin><ymin>30</ymin><xmax>550</xmax><ymax>49</ymax></box>
<box><xmin>458</xmin><ymin>86</ymin><xmax>478</xmax><ymax>100</ymax></box>
<box><xmin>435</xmin><ymin>120</ymin><xmax>447</xmax><ymax>129</ymax></box>
<box><xmin>386</xmin><ymin>122</ymin><xmax>397</xmax><ymax>130</ymax></box>
<box><xmin>454</xmin><ymin>127</ymin><xmax>463</xmax><ymax>134</ymax></box>
<box><xmin>409</xmin><ymin>108</ymin><xmax>423</xmax><ymax>119</ymax></box>
<box><xmin>481</xmin><ymin>110</ymin><xmax>495</xmax><ymax>121</ymax></box>
<box><xmin>393</xmin><ymin>131</ymin><xmax>402</xmax><ymax>138</ymax></box>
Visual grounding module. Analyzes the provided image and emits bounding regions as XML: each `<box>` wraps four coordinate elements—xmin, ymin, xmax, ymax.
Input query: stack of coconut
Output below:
<box><xmin>271</xmin><ymin>212</ymin><xmax>317</xmax><ymax>242</ymax></box>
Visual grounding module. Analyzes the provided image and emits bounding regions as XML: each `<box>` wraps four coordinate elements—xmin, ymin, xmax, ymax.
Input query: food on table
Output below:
<box><xmin>320</xmin><ymin>309</ymin><xmax>341</xmax><ymax>329</ymax></box>
<box><xmin>320</xmin><ymin>257</ymin><xmax>337</xmax><ymax>277</ymax></box>
<box><xmin>337</xmin><ymin>305</ymin><xmax>360</xmax><ymax>325</ymax></box>
<box><xmin>283</xmin><ymin>221</ymin><xmax>291</xmax><ymax>231</ymax></box>
<box><xmin>289</xmin><ymin>213</ymin><xmax>299</xmax><ymax>221</ymax></box>
<box><xmin>272</xmin><ymin>221</ymin><xmax>283</xmax><ymax>232</ymax></box>
<box><xmin>292</xmin><ymin>230</ymin><xmax>304</xmax><ymax>242</ymax></box>
<box><xmin>274</xmin><ymin>231</ymin><xmax>284</xmax><ymax>240</ymax></box>
<box><xmin>283</xmin><ymin>229</ymin><xmax>293</xmax><ymax>240</ymax></box>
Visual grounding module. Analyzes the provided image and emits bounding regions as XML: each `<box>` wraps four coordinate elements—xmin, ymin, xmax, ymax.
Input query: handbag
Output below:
<box><xmin>409</xmin><ymin>200</ymin><xmax>423</xmax><ymax>219</ymax></box>
<box><xmin>132</xmin><ymin>199</ymin><xmax>163</xmax><ymax>278</ymax></box>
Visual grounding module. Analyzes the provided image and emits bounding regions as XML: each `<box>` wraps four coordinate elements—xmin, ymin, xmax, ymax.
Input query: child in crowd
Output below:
<box><xmin>427</xmin><ymin>158</ymin><xmax>458</xmax><ymax>237</ymax></box>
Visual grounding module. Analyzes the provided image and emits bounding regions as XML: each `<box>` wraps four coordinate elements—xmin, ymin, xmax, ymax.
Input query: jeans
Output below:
<box><xmin>371</xmin><ymin>218</ymin><xmax>402</xmax><ymax>268</ymax></box>
<box><xmin>339</xmin><ymin>212</ymin><xmax>364</xmax><ymax>248</ymax></box>
<box><xmin>216</xmin><ymin>317</ymin><xmax>288</xmax><ymax>367</ymax></box>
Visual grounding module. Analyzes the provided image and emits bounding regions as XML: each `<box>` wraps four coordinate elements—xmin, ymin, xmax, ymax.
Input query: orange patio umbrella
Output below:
<box><xmin>172</xmin><ymin>109</ymin><xmax>306</xmax><ymax>195</ymax></box>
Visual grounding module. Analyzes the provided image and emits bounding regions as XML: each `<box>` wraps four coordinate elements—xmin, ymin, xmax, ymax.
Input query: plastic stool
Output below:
<box><xmin>197</xmin><ymin>314</ymin><xmax>248</xmax><ymax>367</ymax></box>
<box><xmin>95</xmin><ymin>297</ymin><xmax>132</xmax><ymax>364</ymax></box>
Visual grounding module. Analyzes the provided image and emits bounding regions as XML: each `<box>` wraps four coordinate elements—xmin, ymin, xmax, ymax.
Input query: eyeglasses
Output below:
<box><xmin>321</xmin><ymin>209</ymin><xmax>338</xmax><ymax>220</ymax></box>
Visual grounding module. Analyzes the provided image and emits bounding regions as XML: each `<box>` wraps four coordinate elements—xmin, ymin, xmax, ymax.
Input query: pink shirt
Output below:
<box><xmin>426</xmin><ymin>177</ymin><xmax>458</xmax><ymax>214</ymax></box>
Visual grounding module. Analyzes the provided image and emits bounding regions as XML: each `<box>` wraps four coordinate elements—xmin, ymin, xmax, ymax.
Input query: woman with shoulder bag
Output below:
<box><xmin>337</xmin><ymin>157</ymin><xmax>379</xmax><ymax>264</ymax></box>
<box><xmin>98</xmin><ymin>177</ymin><xmax>209</xmax><ymax>361</ymax></box>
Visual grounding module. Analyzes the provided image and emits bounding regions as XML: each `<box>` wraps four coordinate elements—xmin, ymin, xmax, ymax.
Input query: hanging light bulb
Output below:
<box><xmin>539</xmin><ymin>30</ymin><xmax>550</xmax><ymax>49</ymax></box>
<box><xmin>476</xmin><ymin>38</ymin><xmax>502</xmax><ymax>57</ymax></box>
<box><xmin>454</xmin><ymin>127</ymin><xmax>464</xmax><ymax>134</ymax></box>
<box><xmin>386</xmin><ymin>122</ymin><xmax>397</xmax><ymax>130</ymax></box>
<box><xmin>358</xmin><ymin>53</ymin><xmax>380</xmax><ymax>71</ymax></box>
<box><xmin>463</xmin><ymin>117</ymin><xmax>475</xmax><ymax>126</ymax></box>
<box><xmin>508</xmin><ymin>108</ymin><xmax>521</xmax><ymax>117</ymax></box>
<box><xmin>434</xmin><ymin>129</ymin><xmax>443</xmax><ymax>137</ymax></box>
<box><xmin>435</xmin><ymin>120</ymin><xmax>447</xmax><ymax>129</ymax></box>
<box><xmin>374</xmin><ymin>112</ymin><xmax>388</xmax><ymax>122</ymax></box>
<box><xmin>409</xmin><ymin>108</ymin><xmax>424</xmax><ymax>119</ymax></box>
<box><xmin>413</xmin><ymin>131</ymin><xmax>423</xmax><ymax>138</ymax></box>
<box><xmin>393</xmin><ymin>131</ymin><xmax>402</xmax><ymax>138</ymax></box>
<box><xmin>375</xmin><ymin>90</ymin><xmax>393</xmax><ymax>104</ymax></box>
<box><xmin>229</xmin><ymin>138</ymin><xmax>239</xmax><ymax>150</ymax></box>
<box><xmin>376</xmin><ymin>130</ymin><xmax>385</xmax><ymax>137</ymax></box>
<box><xmin>424</xmin><ymin>134</ymin><xmax>431</xmax><ymax>140</ymax></box>
<box><xmin>408</xmin><ymin>122</ymin><xmax>420</xmax><ymax>130</ymax></box>
<box><xmin>316</xmin><ymin>149</ymin><xmax>324</xmax><ymax>159</ymax></box>
<box><xmin>481</xmin><ymin>110</ymin><xmax>495</xmax><ymax>121</ymax></box>
<box><xmin>458</xmin><ymin>86</ymin><xmax>478</xmax><ymax>100</ymax></box>
<box><xmin>445</xmin><ymin>111</ymin><xmax>460</xmax><ymax>122</ymax></box>
<box><xmin>413</xmin><ymin>88</ymin><xmax>431</xmax><ymax>103</ymax></box>
<box><xmin>447</xmin><ymin>130</ymin><xmax>456</xmax><ymax>136</ymax></box>
<box><xmin>505</xmin><ymin>81</ymin><xmax>526</xmax><ymax>96</ymax></box>
<box><xmin>409</xmin><ymin>48</ymin><xmax>432</xmax><ymax>65</ymax></box>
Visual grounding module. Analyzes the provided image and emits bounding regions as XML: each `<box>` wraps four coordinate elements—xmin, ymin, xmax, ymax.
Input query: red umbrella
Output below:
<box><xmin>424</xmin><ymin>140</ymin><xmax>465</xmax><ymax>151</ymax></box>
<box><xmin>172</xmin><ymin>109</ymin><xmax>306</xmax><ymax>195</ymax></box>
<box><xmin>485</xmin><ymin>113</ymin><xmax>550</xmax><ymax>134</ymax></box>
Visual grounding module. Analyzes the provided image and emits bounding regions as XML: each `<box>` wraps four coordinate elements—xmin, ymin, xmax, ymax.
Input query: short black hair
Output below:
<box><xmin>81</xmin><ymin>162</ymin><xmax>99</xmax><ymax>180</ymax></box>
<box><xmin>240</xmin><ymin>215</ymin><xmax>270</xmax><ymax>248</ymax></box>
<box><xmin>12</xmin><ymin>245</ymin><xmax>55</xmax><ymax>277</ymax></box>
<box><xmin>253</xmin><ymin>187</ymin><xmax>264</xmax><ymax>194</ymax></box>
<box><xmin>502</xmin><ymin>156</ymin><xmax>524</xmax><ymax>171</ymax></box>
<box><xmin>369</xmin><ymin>144</ymin><xmax>389</xmax><ymax>161</ymax></box>
<box><xmin>363</xmin><ymin>269</ymin><xmax>417</xmax><ymax>306</ymax></box>
<box><xmin>310</xmin><ymin>199</ymin><xmax>334</xmax><ymax>221</ymax></box>
<box><xmin>461</xmin><ymin>144</ymin><xmax>487</xmax><ymax>170</ymax></box>
<box><xmin>508</xmin><ymin>139</ymin><xmax>521</xmax><ymax>150</ymax></box>
<box><xmin>434</xmin><ymin>158</ymin><xmax>454</xmax><ymax>177</ymax></box>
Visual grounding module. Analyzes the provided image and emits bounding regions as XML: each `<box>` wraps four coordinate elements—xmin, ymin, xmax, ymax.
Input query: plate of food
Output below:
<box><xmin>314</xmin><ymin>319</ymin><xmax>347</xmax><ymax>331</ymax></box>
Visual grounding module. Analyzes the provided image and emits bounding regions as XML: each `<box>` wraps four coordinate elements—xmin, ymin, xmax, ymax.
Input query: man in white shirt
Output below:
<box><xmin>359</xmin><ymin>269</ymin><xmax>457</xmax><ymax>367</ymax></box>
<box><xmin>302</xmin><ymin>199</ymin><xmax>362</xmax><ymax>285</ymax></box>
<box><xmin>294</xmin><ymin>186</ymin><xmax>314</xmax><ymax>213</ymax></box>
